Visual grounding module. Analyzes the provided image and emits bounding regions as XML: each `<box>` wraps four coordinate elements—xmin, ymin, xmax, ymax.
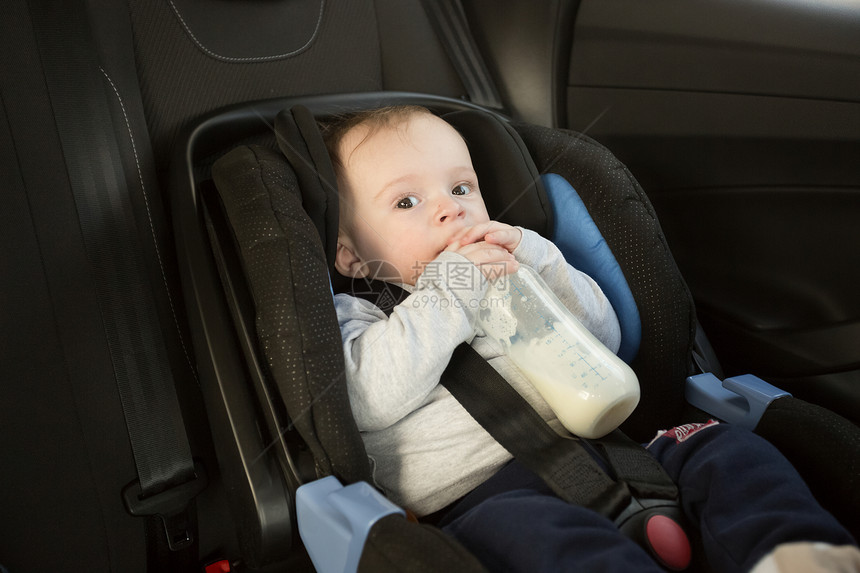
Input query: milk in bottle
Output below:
<box><xmin>477</xmin><ymin>264</ymin><xmax>639</xmax><ymax>439</ymax></box>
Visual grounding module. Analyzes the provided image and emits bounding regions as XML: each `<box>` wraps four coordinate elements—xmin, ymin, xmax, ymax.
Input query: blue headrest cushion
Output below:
<box><xmin>542</xmin><ymin>173</ymin><xmax>641</xmax><ymax>363</ymax></box>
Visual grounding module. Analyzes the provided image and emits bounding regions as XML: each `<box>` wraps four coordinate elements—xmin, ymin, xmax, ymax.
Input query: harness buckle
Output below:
<box><xmin>615</xmin><ymin>497</ymin><xmax>691</xmax><ymax>571</ymax></box>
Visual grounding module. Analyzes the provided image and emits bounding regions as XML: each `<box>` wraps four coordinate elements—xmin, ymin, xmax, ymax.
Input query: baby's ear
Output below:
<box><xmin>334</xmin><ymin>240</ymin><xmax>367</xmax><ymax>278</ymax></box>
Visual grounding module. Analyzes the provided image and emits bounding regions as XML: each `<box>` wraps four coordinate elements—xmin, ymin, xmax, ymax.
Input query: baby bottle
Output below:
<box><xmin>476</xmin><ymin>264</ymin><xmax>640</xmax><ymax>439</ymax></box>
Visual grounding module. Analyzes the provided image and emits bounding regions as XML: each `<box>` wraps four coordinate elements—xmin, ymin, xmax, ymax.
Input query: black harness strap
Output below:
<box><xmin>444</xmin><ymin>344</ymin><xmax>632</xmax><ymax>516</ymax></box>
<box><xmin>593</xmin><ymin>432</ymin><xmax>680</xmax><ymax>502</ymax></box>
<box><xmin>274</xmin><ymin>106</ymin><xmax>341</xmax><ymax>274</ymax></box>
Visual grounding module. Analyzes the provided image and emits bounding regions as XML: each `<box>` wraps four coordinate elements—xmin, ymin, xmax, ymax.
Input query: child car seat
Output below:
<box><xmin>170</xmin><ymin>93</ymin><xmax>859</xmax><ymax>571</ymax></box>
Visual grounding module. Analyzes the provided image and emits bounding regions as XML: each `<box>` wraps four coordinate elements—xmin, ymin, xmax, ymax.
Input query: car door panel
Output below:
<box><xmin>564</xmin><ymin>0</ymin><xmax>860</xmax><ymax>420</ymax></box>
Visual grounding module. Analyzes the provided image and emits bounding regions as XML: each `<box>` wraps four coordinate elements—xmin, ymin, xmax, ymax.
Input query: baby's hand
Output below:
<box><xmin>445</xmin><ymin>237</ymin><xmax>519</xmax><ymax>280</ymax></box>
<box><xmin>448</xmin><ymin>221</ymin><xmax>523</xmax><ymax>254</ymax></box>
<box><xmin>446</xmin><ymin>222</ymin><xmax>522</xmax><ymax>279</ymax></box>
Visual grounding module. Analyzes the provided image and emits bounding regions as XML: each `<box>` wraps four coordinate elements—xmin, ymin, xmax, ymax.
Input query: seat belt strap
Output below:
<box><xmin>28</xmin><ymin>0</ymin><xmax>203</xmax><ymax>554</ymax></box>
<box><xmin>421</xmin><ymin>0</ymin><xmax>505</xmax><ymax>110</ymax></box>
<box><xmin>442</xmin><ymin>344</ymin><xmax>632</xmax><ymax>516</ymax></box>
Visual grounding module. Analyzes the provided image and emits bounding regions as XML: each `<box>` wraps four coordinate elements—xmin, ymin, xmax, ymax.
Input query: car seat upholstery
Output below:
<box><xmin>127</xmin><ymin>0</ymin><xmax>466</xmax><ymax>177</ymax></box>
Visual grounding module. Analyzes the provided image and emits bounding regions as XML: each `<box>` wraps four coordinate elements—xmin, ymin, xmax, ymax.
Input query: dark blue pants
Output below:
<box><xmin>440</xmin><ymin>423</ymin><xmax>855</xmax><ymax>572</ymax></box>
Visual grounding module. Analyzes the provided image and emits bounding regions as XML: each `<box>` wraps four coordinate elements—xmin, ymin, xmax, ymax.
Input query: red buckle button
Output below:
<box><xmin>645</xmin><ymin>514</ymin><xmax>691</xmax><ymax>570</ymax></box>
<box><xmin>204</xmin><ymin>560</ymin><xmax>232</xmax><ymax>573</ymax></box>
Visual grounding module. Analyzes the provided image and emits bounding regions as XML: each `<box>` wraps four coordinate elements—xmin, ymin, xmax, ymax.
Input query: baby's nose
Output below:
<box><xmin>437</xmin><ymin>197</ymin><xmax>464</xmax><ymax>223</ymax></box>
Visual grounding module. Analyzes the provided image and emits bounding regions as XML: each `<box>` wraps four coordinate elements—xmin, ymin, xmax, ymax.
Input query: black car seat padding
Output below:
<box><xmin>513</xmin><ymin>124</ymin><xmax>698</xmax><ymax>439</ymax></box>
<box><xmin>357</xmin><ymin>513</ymin><xmax>488</xmax><ymax>573</ymax></box>
<box><xmin>755</xmin><ymin>397</ymin><xmax>860</xmax><ymax>538</ymax></box>
<box><xmin>211</xmin><ymin>144</ymin><xmax>371</xmax><ymax>484</ymax></box>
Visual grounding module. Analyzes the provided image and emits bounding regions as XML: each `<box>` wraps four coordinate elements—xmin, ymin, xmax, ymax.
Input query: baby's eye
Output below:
<box><xmin>452</xmin><ymin>184</ymin><xmax>472</xmax><ymax>196</ymax></box>
<box><xmin>395</xmin><ymin>195</ymin><xmax>419</xmax><ymax>209</ymax></box>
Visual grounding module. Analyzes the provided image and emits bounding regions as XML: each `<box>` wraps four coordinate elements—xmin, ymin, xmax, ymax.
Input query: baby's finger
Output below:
<box><xmin>455</xmin><ymin>240</ymin><xmax>507</xmax><ymax>258</ymax></box>
<box><xmin>485</xmin><ymin>226</ymin><xmax>523</xmax><ymax>251</ymax></box>
<box><xmin>477</xmin><ymin>256</ymin><xmax>519</xmax><ymax>279</ymax></box>
<box><xmin>455</xmin><ymin>241</ymin><xmax>519</xmax><ymax>276</ymax></box>
<box><xmin>447</xmin><ymin>227</ymin><xmax>480</xmax><ymax>247</ymax></box>
<box><xmin>449</xmin><ymin>222</ymin><xmax>498</xmax><ymax>246</ymax></box>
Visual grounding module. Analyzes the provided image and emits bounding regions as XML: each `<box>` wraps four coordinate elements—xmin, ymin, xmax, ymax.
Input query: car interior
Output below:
<box><xmin>2</xmin><ymin>1</ymin><xmax>858</xmax><ymax>572</ymax></box>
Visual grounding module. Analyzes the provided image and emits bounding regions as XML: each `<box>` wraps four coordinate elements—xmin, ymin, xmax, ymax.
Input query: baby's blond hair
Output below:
<box><xmin>321</xmin><ymin>105</ymin><xmax>434</xmax><ymax>178</ymax></box>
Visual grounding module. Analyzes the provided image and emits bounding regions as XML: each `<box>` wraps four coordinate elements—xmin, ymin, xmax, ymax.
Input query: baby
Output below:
<box><xmin>328</xmin><ymin>105</ymin><xmax>620</xmax><ymax>513</ymax></box>
<box><xmin>324</xmin><ymin>106</ymin><xmax>858</xmax><ymax>572</ymax></box>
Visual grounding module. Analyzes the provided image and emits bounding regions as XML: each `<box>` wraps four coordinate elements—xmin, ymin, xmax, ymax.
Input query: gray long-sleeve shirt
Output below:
<box><xmin>334</xmin><ymin>228</ymin><xmax>621</xmax><ymax>516</ymax></box>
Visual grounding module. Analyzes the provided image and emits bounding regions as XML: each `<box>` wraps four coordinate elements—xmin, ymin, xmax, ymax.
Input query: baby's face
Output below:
<box><xmin>336</xmin><ymin>113</ymin><xmax>490</xmax><ymax>284</ymax></box>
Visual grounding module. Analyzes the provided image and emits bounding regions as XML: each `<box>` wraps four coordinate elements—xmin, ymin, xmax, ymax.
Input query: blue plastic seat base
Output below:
<box><xmin>297</xmin><ymin>476</ymin><xmax>405</xmax><ymax>573</ymax></box>
<box><xmin>686</xmin><ymin>373</ymin><xmax>792</xmax><ymax>429</ymax></box>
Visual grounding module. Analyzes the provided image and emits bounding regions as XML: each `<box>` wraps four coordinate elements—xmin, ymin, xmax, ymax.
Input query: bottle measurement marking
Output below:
<box><xmin>511</xmin><ymin>281</ymin><xmax>607</xmax><ymax>382</ymax></box>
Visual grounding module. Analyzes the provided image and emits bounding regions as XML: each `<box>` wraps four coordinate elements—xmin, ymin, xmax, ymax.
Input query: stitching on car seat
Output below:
<box><xmin>99</xmin><ymin>67</ymin><xmax>200</xmax><ymax>385</ymax></box>
<box><xmin>167</xmin><ymin>0</ymin><xmax>325</xmax><ymax>63</ymax></box>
